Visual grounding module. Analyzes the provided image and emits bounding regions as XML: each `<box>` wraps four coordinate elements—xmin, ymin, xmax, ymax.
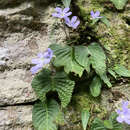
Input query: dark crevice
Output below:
<box><xmin>124</xmin><ymin>17</ymin><xmax>130</xmax><ymax>25</ymax></box>
<box><xmin>0</xmin><ymin>0</ymin><xmax>29</xmax><ymax>9</ymax></box>
<box><xmin>0</xmin><ymin>63</ymin><xmax>33</xmax><ymax>72</ymax></box>
<box><xmin>0</xmin><ymin>101</ymin><xmax>36</xmax><ymax>108</ymax></box>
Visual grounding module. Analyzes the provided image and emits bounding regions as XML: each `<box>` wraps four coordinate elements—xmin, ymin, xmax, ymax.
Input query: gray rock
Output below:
<box><xmin>0</xmin><ymin>69</ymin><xmax>36</xmax><ymax>106</ymax></box>
<box><xmin>0</xmin><ymin>105</ymin><xmax>33</xmax><ymax>130</ymax></box>
<box><xmin>0</xmin><ymin>1</ymin><xmax>68</xmax><ymax>129</ymax></box>
<box><xmin>0</xmin><ymin>48</ymin><xmax>9</xmax><ymax>65</ymax></box>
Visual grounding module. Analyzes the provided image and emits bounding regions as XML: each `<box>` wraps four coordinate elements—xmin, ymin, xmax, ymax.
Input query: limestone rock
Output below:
<box><xmin>0</xmin><ymin>69</ymin><xmax>36</xmax><ymax>106</ymax></box>
<box><xmin>0</xmin><ymin>0</ymin><xmax>68</xmax><ymax>129</ymax></box>
<box><xmin>0</xmin><ymin>105</ymin><xmax>33</xmax><ymax>130</ymax></box>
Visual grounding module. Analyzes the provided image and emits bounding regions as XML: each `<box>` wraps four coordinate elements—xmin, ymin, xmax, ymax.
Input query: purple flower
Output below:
<box><xmin>65</xmin><ymin>16</ymin><xmax>80</xmax><ymax>29</ymax></box>
<box><xmin>91</xmin><ymin>11</ymin><xmax>102</xmax><ymax>19</ymax></box>
<box><xmin>52</xmin><ymin>7</ymin><xmax>72</xmax><ymax>19</ymax></box>
<box><xmin>31</xmin><ymin>48</ymin><xmax>53</xmax><ymax>74</ymax></box>
<box><xmin>116</xmin><ymin>101</ymin><xmax>130</xmax><ymax>125</ymax></box>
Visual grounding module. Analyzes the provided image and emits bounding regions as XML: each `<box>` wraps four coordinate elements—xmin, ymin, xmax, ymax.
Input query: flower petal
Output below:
<box><xmin>116</xmin><ymin>116</ymin><xmax>124</xmax><ymax>123</ymax></box>
<box><xmin>124</xmin><ymin>118</ymin><xmax>130</xmax><ymax>125</ymax></box>
<box><xmin>37</xmin><ymin>53</ymin><xmax>44</xmax><ymax>58</ymax></box>
<box><xmin>64</xmin><ymin>12</ymin><xmax>72</xmax><ymax>17</ymax></box>
<box><xmin>91</xmin><ymin>10</ymin><xmax>95</xmax><ymax>18</ymax></box>
<box><xmin>43</xmin><ymin>58</ymin><xmax>51</xmax><ymax>64</ymax></box>
<box><xmin>52</xmin><ymin>13</ymin><xmax>60</xmax><ymax>18</ymax></box>
<box><xmin>97</xmin><ymin>16</ymin><xmax>102</xmax><ymax>19</ymax></box>
<box><xmin>122</xmin><ymin>101</ymin><xmax>129</xmax><ymax>108</ymax></box>
<box><xmin>43</xmin><ymin>48</ymin><xmax>53</xmax><ymax>59</ymax></box>
<box><xmin>116</xmin><ymin>109</ymin><xmax>121</xmax><ymax>114</ymax></box>
<box><xmin>95</xmin><ymin>11</ymin><xmax>100</xmax><ymax>17</ymax></box>
<box><xmin>72</xmin><ymin>20</ymin><xmax>80</xmax><ymax>29</ymax></box>
<box><xmin>30</xmin><ymin>65</ymin><xmax>40</xmax><ymax>74</ymax></box>
<box><xmin>71</xmin><ymin>16</ymin><xmax>77</xmax><ymax>23</ymax></box>
<box><xmin>63</xmin><ymin>7</ymin><xmax>70</xmax><ymax>13</ymax></box>
<box><xmin>64</xmin><ymin>17</ymin><xmax>70</xmax><ymax>23</ymax></box>
<box><xmin>32</xmin><ymin>58</ymin><xmax>41</xmax><ymax>64</ymax></box>
<box><xmin>55</xmin><ymin>7</ymin><xmax>62</xmax><ymax>13</ymax></box>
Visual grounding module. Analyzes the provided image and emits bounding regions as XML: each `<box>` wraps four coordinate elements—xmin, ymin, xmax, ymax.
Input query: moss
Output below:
<box><xmin>75</xmin><ymin>0</ymin><xmax>129</xmax><ymax>67</ymax></box>
<box><xmin>75</xmin><ymin>0</ymin><xmax>104</xmax><ymax>21</ymax></box>
<box><xmin>96</xmin><ymin>12</ymin><xmax>129</xmax><ymax>66</ymax></box>
<box><xmin>60</xmin><ymin>92</ymin><xmax>107</xmax><ymax>129</ymax></box>
<box><xmin>72</xmin><ymin>92</ymin><xmax>107</xmax><ymax>119</ymax></box>
<box><xmin>72</xmin><ymin>92</ymin><xmax>98</xmax><ymax>111</ymax></box>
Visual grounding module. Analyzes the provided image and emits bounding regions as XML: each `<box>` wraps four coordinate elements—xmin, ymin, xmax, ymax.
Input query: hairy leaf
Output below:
<box><xmin>88</xmin><ymin>42</ymin><xmax>106</xmax><ymax>75</ymax></box>
<box><xmin>50</xmin><ymin>44</ymin><xmax>84</xmax><ymax>77</ymax></box>
<box><xmin>81</xmin><ymin>109</ymin><xmax>90</xmax><ymax>130</ymax></box>
<box><xmin>90</xmin><ymin>76</ymin><xmax>102</xmax><ymax>97</ymax></box>
<box><xmin>32</xmin><ymin>99</ymin><xmax>63</xmax><ymax>130</ymax></box>
<box><xmin>114</xmin><ymin>64</ymin><xmax>130</xmax><ymax>77</ymax></box>
<box><xmin>101</xmin><ymin>16</ymin><xmax>110</xmax><ymax>27</ymax></box>
<box><xmin>108</xmin><ymin>68</ymin><xmax>117</xmax><ymax>79</ymax></box>
<box><xmin>110</xmin><ymin>0</ymin><xmax>128</xmax><ymax>9</ymax></box>
<box><xmin>32</xmin><ymin>69</ymin><xmax>75</xmax><ymax>107</ymax></box>
<box><xmin>75</xmin><ymin>46</ymin><xmax>90</xmax><ymax>73</ymax></box>
<box><xmin>88</xmin><ymin>42</ymin><xmax>112</xmax><ymax>87</ymax></box>
<box><xmin>104</xmin><ymin>120</ymin><xmax>113</xmax><ymax>129</ymax></box>
<box><xmin>62</xmin><ymin>0</ymin><xmax>71</xmax><ymax>8</ymax></box>
<box><xmin>109</xmin><ymin>112</ymin><xmax>123</xmax><ymax>130</ymax></box>
<box><xmin>91</xmin><ymin>112</ymin><xmax>123</xmax><ymax>130</ymax></box>
<box><xmin>100</xmin><ymin>74</ymin><xmax>112</xmax><ymax>88</ymax></box>
<box><xmin>91</xmin><ymin>118</ymin><xmax>106</xmax><ymax>130</ymax></box>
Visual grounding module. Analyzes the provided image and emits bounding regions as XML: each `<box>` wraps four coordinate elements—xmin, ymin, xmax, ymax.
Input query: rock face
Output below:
<box><xmin>0</xmin><ymin>0</ymin><xmax>67</xmax><ymax>129</ymax></box>
<box><xmin>0</xmin><ymin>105</ymin><xmax>33</xmax><ymax>130</ymax></box>
<box><xmin>0</xmin><ymin>0</ymin><xmax>129</xmax><ymax>130</ymax></box>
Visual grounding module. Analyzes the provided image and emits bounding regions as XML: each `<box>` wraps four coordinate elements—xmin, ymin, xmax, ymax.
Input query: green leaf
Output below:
<box><xmin>90</xmin><ymin>76</ymin><xmax>102</xmax><ymax>97</ymax></box>
<box><xmin>62</xmin><ymin>0</ymin><xmax>71</xmax><ymax>8</ymax></box>
<box><xmin>114</xmin><ymin>64</ymin><xmax>130</xmax><ymax>77</ymax></box>
<box><xmin>104</xmin><ymin>120</ymin><xmax>113</xmax><ymax>129</ymax></box>
<box><xmin>88</xmin><ymin>42</ymin><xmax>112</xmax><ymax>87</ymax></box>
<box><xmin>91</xmin><ymin>113</ymin><xmax>123</xmax><ymax>130</ymax></box>
<box><xmin>108</xmin><ymin>68</ymin><xmax>117</xmax><ymax>79</ymax></box>
<box><xmin>31</xmin><ymin>69</ymin><xmax>75</xmax><ymax>107</ymax></box>
<box><xmin>32</xmin><ymin>99</ymin><xmax>62</xmax><ymax>130</ymax></box>
<box><xmin>88</xmin><ymin>42</ymin><xmax>106</xmax><ymax>76</ymax></box>
<box><xmin>100</xmin><ymin>73</ymin><xmax>112</xmax><ymax>88</ymax></box>
<box><xmin>91</xmin><ymin>18</ymin><xmax>99</xmax><ymax>25</ymax></box>
<box><xmin>101</xmin><ymin>16</ymin><xmax>110</xmax><ymax>27</ymax></box>
<box><xmin>50</xmin><ymin>44</ymin><xmax>84</xmax><ymax>77</ymax></box>
<box><xmin>75</xmin><ymin>46</ymin><xmax>90</xmax><ymax>73</ymax></box>
<box><xmin>81</xmin><ymin>109</ymin><xmax>90</xmax><ymax>130</ymax></box>
<box><xmin>109</xmin><ymin>112</ymin><xmax>123</xmax><ymax>130</ymax></box>
<box><xmin>91</xmin><ymin>118</ymin><xmax>106</xmax><ymax>130</ymax></box>
<box><xmin>110</xmin><ymin>0</ymin><xmax>128</xmax><ymax>9</ymax></box>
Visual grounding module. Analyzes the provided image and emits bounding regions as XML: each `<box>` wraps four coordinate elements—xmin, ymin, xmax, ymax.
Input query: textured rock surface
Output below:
<box><xmin>0</xmin><ymin>0</ymin><xmax>67</xmax><ymax>129</ymax></box>
<box><xmin>0</xmin><ymin>0</ymin><xmax>129</xmax><ymax>130</ymax></box>
<box><xmin>0</xmin><ymin>105</ymin><xmax>33</xmax><ymax>130</ymax></box>
<box><xmin>0</xmin><ymin>69</ymin><xmax>36</xmax><ymax>106</ymax></box>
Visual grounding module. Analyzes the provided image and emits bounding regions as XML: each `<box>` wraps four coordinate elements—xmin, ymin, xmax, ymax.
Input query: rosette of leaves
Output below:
<box><xmin>91</xmin><ymin>112</ymin><xmax>123</xmax><ymax>130</ymax></box>
<box><xmin>50</xmin><ymin>42</ymin><xmax>111</xmax><ymax>97</ymax></box>
<box><xmin>31</xmin><ymin>69</ymin><xmax>75</xmax><ymax>108</ymax></box>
